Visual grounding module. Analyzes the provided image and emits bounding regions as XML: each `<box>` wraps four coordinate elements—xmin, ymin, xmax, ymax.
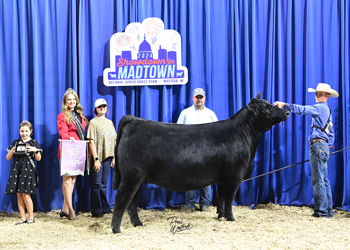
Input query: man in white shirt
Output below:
<box><xmin>177</xmin><ymin>88</ymin><xmax>218</xmax><ymax>213</ymax></box>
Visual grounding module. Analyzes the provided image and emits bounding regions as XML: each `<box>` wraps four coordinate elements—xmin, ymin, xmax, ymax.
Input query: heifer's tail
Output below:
<box><xmin>113</xmin><ymin>115</ymin><xmax>134</xmax><ymax>190</ymax></box>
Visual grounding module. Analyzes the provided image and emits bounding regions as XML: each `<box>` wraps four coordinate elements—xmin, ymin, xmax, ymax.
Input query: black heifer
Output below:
<box><xmin>111</xmin><ymin>93</ymin><xmax>289</xmax><ymax>233</ymax></box>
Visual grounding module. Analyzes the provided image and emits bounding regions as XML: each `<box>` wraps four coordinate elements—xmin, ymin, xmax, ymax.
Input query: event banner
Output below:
<box><xmin>103</xmin><ymin>17</ymin><xmax>188</xmax><ymax>86</ymax></box>
<box><xmin>60</xmin><ymin>140</ymin><xmax>88</xmax><ymax>176</ymax></box>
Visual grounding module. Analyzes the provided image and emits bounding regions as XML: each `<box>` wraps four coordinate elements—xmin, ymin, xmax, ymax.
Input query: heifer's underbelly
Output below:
<box><xmin>144</xmin><ymin>155</ymin><xmax>222</xmax><ymax>192</ymax></box>
<box><xmin>147</xmin><ymin>173</ymin><xmax>218</xmax><ymax>192</ymax></box>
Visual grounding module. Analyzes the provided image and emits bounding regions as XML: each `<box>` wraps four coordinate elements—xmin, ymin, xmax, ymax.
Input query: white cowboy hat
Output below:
<box><xmin>308</xmin><ymin>83</ymin><xmax>339</xmax><ymax>98</ymax></box>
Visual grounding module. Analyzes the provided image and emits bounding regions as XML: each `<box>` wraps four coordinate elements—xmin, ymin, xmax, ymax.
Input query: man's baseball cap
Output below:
<box><xmin>193</xmin><ymin>88</ymin><xmax>205</xmax><ymax>97</ymax></box>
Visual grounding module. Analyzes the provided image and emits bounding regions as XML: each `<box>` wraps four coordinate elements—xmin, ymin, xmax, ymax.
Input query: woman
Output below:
<box><xmin>57</xmin><ymin>88</ymin><xmax>88</xmax><ymax>220</ymax></box>
<box><xmin>87</xmin><ymin>98</ymin><xmax>117</xmax><ymax>217</ymax></box>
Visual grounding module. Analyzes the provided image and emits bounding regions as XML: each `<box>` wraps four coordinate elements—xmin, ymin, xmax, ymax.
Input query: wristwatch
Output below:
<box><xmin>94</xmin><ymin>157</ymin><xmax>99</xmax><ymax>161</ymax></box>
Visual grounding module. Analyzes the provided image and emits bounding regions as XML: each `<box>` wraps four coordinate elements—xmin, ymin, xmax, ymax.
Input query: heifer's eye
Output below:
<box><xmin>262</xmin><ymin>106</ymin><xmax>272</xmax><ymax>115</ymax></box>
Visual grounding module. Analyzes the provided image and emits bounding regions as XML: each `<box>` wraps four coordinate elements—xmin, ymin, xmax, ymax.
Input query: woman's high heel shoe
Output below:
<box><xmin>15</xmin><ymin>219</ymin><xmax>27</xmax><ymax>225</ymax></box>
<box><xmin>27</xmin><ymin>218</ymin><xmax>35</xmax><ymax>224</ymax></box>
<box><xmin>60</xmin><ymin>211</ymin><xmax>69</xmax><ymax>218</ymax></box>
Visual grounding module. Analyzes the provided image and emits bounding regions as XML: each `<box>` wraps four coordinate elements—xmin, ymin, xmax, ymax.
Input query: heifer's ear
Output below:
<box><xmin>246</xmin><ymin>103</ymin><xmax>259</xmax><ymax>116</ymax></box>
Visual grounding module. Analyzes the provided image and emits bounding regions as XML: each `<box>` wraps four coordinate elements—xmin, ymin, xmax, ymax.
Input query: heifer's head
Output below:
<box><xmin>246</xmin><ymin>92</ymin><xmax>289</xmax><ymax>132</ymax></box>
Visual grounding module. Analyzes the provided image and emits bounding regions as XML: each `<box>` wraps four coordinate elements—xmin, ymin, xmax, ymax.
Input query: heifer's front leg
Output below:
<box><xmin>216</xmin><ymin>183</ymin><xmax>225</xmax><ymax>219</ymax></box>
<box><xmin>127</xmin><ymin>187</ymin><xmax>143</xmax><ymax>227</ymax></box>
<box><xmin>111</xmin><ymin>181</ymin><xmax>142</xmax><ymax>234</ymax></box>
<box><xmin>217</xmin><ymin>199</ymin><xmax>226</xmax><ymax>219</ymax></box>
<box><xmin>224</xmin><ymin>179</ymin><xmax>242</xmax><ymax>221</ymax></box>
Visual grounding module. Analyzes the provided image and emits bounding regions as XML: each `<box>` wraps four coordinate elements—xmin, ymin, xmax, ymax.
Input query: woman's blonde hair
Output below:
<box><xmin>61</xmin><ymin>88</ymin><xmax>88</xmax><ymax>125</ymax></box>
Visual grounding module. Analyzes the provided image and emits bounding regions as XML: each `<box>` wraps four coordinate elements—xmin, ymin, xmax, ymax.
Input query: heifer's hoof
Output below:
<box><xmin>226</xmin><ymin>216</ymin><xmax>236</xmax><ymax>221</ymax></box>
<box><xmin>132</xmin><ymin>221</ymin><xmax>143</xmax><ymax>227</ymax></box>
<box><xmin>112</xmin><ymin>227</ymin><xmax>121</xmax><ymax>234</ymax></box>
<box><xmin>218</xmin><ymin>214</ymin><xmax>225</xmax><ymax>220</ymax></box>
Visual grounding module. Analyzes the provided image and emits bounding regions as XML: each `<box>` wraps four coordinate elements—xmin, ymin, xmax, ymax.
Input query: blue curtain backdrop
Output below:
<box><xmin>0</xmin><ymin>0</ymin><xmax>349</xmax><ymax>213</ymax></box>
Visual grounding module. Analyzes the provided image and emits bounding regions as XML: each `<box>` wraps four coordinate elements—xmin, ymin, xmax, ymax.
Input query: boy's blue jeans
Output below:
<box><xmin>309</xmin><ymin>141</ymin><xmax>334</xmax><ymax>217</ymax></box>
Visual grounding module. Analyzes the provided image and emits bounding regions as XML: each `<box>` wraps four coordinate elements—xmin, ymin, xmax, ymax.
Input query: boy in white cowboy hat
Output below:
<box><xmin>274</xmin><ymin>83</ymin><xmax>339</xmax><ymax>218</ymax></box>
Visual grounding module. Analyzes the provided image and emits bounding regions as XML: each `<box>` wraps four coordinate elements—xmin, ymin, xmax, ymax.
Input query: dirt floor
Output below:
<box><xmin>0</xmin><ymin>203</ymin><xmax>349</xmax><ymax>250</ymax></box>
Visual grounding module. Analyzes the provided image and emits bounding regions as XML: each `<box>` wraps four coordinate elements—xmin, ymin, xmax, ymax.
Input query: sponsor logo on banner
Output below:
<box><xmin>103</xmin><ymin>17</ymin><xmax>188</xmax><ymax>86</ymax></box>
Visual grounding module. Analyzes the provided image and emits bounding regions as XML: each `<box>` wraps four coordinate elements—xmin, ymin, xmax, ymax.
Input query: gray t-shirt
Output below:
<box><xmin>87</xmin><ymin>116</ymin><xmax>117</xmax><ymax>162</ymax></box>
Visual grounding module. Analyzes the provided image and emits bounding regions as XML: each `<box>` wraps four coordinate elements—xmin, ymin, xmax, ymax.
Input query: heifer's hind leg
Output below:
<box><xmin>127</xmin><ymin>187</ymin><xmax>143</xmax><ymax>227</ymax></box>
<box><xmin>111</xmin><ymin>180</ymin><xmax>142</xmax><ymax>234</ymax></box>
<box><xmin>112</xmin><ymin>164</ymin><xmax>121</xmax><ymax>190</ymax></box>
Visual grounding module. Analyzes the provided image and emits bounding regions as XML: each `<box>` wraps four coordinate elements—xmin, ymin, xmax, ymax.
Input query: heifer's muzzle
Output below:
<box><xmin>281</xmin><ymin>110</ymin><xmax>289</xmax><ymax>120</ymax></box>
<box><xmin>272</xmin><ymin>109</ymin><xmax>289</xmax><ymax>122</ymax></box>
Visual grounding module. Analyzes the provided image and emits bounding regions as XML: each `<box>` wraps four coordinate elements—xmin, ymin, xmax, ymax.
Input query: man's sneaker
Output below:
<box><xmin>312</xmin><ymin>212</ymin><xmax>328</xmax><ymax>218</ymax></box>
<box><xmin>185</xmin><ymin>207</ymin><xmax>195</xmax><ymax>213</ymax></box>
<box><xmin>200</xmin><ymin>206</ymin><xmax>211</xmax><ymax>212</ymax></box>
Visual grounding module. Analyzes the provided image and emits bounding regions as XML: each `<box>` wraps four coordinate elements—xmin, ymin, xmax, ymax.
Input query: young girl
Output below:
<box><xmin>5</xmin><ymin>120</ymin><xmax>42</xmax><ymax>225</ymax></box>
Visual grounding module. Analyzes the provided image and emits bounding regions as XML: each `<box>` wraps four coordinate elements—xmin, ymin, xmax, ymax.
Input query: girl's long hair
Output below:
<box><xmin>19</xmin><ymin>120</ymin><xmax>33</xmax><ymax>137</ymax></box>
<box><xmin>19</xmin><ymin>120</ymin><xmax>33</xmax><ymax>130</ymax></box>
<box><xmin>61</xmin><ymin>89</ymin><xmax>88</xmax><ymax>125</ymax></box>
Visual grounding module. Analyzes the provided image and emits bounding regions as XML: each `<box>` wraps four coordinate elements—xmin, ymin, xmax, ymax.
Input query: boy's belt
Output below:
<box><xmin>309</xmin><ymin>139</ymin><xmax>327</xmax><ymax>146</ymax></box>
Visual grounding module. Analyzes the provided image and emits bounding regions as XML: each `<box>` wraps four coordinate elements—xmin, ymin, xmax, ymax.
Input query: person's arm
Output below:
<box><xmin>57</xmin><ymin>113</ymin><xmax>75</xmax><ymax>141</ymax></box>
<box><xmin>274</xmin><ymin>102</ymin><xmax>320</xmax><ymax>116</ymax></box>
<box><xmin>177</xmin><ymin>110</ymin><xmax>186</xmax><ymax>124</ymax></box>
<box><xmin>6</xmin><ymin>146</ymin><xmax>15</xmax><ymax>161</ymax></box>
<box><xmin>89</xmin><ymin>139</ymin><xmax>101</xmax><ymax>172</ymax></box>
<box><xmin>111</xmin><ymin>122</ymin><xmax>117</xmax><ymax>167</ymax></box>
<box><xmin>34</xmin><ymin>151</ymin><xmax>42</xmax><ymax>161</ymax></box>
<box><xmin>26</xmin><ymin>146</ymin><xmax>42</xmax><ymax>161</ymax></box>
<box><xmin>212</xmin><ymin>111</ymin><xmax>218</xmax><ymax>122</ymax></box>
<box><xmin>328</xmin><ymin>126</ymin><xmax>335</xmax><ymax>147</ymax></box>
<box><xmin>285</xmin><ymin>103</ymin><xmax>321</xmax><ymax>116</ymax></box>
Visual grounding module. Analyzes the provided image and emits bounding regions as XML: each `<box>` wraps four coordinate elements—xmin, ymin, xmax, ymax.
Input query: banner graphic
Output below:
<box><xmin>103</xmin><ymin>17</ymin><xmax>188</xmax><ymax>86</ymax></box>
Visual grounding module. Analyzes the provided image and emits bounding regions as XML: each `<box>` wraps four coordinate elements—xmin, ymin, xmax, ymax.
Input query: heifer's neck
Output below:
<box><xmin>235</xmin><ymin>107</ymin><xmax>263</xmax><ymax>146</ymax></box>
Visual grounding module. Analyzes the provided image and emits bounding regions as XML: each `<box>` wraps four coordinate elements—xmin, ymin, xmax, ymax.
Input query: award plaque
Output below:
<box><xmin>14</xmin><ymin>143</ymin><xmax>27</xmax><ymax>155</ymax></box>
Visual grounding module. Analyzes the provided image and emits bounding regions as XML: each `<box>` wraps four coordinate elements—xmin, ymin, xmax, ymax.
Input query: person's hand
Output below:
<box><xmin>69</xmin><ymin>137</ymin><xmax>76</xmax><ymax>142</ymax></box>
<box><xmin>111</xmin><ymin>158</ymin><xmax>115</xmax><ymax>167</ymax></box>
<box><xmin>26</xmin><ymin>146</ymin><xmax>37</xmax><ymax>152</ymax></box>
<box><xmin>94</xmin><ymin>160</ymin><xmax>101</xmax><ymax>172</ymax></box>
<box><xmin>6</xmin><ymin>146</ymin><xmax>16</xmax><ymax>161</ymax></box>
<box><xmin>273</xmin><ymin>101</ymin><xmax>285</xmax><ymax>109</ymax></box>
